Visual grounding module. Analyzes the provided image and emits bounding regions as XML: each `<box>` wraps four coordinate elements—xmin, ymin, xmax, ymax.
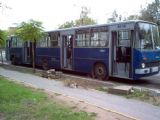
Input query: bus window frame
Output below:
<box><xmin>48</xmin><ymin>32</ymin><xmax>60</xmax><ymax>48</ymax></box>
<box><xmin>75</xmin><ymin>28</ymin><xmax>90</xmax><ymax>47</ymax></box>
<box><xmin>90</xmin><ymin>27</ymin><xmax>109</xmax><ymax>47</ymax></box>
<box><xmin>75</xmin><ymin>26</ymin><xmax>109</xmax><ymax>48</ymax></box>
<box><xmin>10</xmin><ymin>36</ymin><xmax>23</xmax><ymax>48</ymax></box>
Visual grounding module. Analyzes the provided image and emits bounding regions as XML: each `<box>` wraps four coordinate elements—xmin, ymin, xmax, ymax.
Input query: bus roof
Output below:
<box><xmin>47</xmin><ymin>20</ymin><xmax>157</xmax><ymax>33</ymax></box>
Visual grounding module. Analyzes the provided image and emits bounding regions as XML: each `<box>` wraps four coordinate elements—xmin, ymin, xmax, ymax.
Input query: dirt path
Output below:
<box><xmin>45</xmin><ymin>90</ymin><xmax>135</xmax><ymax>120</ymax></box>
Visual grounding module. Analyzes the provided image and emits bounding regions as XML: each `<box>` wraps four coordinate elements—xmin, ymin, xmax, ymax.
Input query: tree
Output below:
<box><xmin>76</xmin><ymin>6</ymin><xmax>96</xmax><ymax>26</ymax></box>
<box><xmin>0</xmin><ymin>30</ymin><xmax>6</xmax><ymax>64</ymax></box>
<box><xmin>75</xmin><ymin>16</ymin><xmax>96</xmax><ymax>26</ymax></box>
<box><xmin>59</xmin><ymin>6</ymin><xmax>96</xmax><ymax>29</ymax></box>
<box><xmin>0</xmin><ymin>2</ymin><xmax>11</xmax><ymax>10</ymax></box>
<box><xmin>107</xmin><ymin>10</ymin><xmax>123</xmax><ymax>23</ymax></box>
<box><xmin>127</xmin><ymin>15</ymin><xmax>139</xmax><ymax>20</ymax></box>
<box><xmin>16</xmin><ymin>19</ymin><xmax>45</xmax><ymax>71</ymax></box>
<box><xmin>139</xmin><ymin>0</ymin><xmax>160</xmax><ymax>24</ymax></box>
<box><xmin>7</xmin><ymin>27</ymin><xmax>17</xmax><ymax>36</ymax></box>
<box><xmin>59</xmin><ymin>21</ymin><xmax>75</xmax><ymax>29</ymax></box>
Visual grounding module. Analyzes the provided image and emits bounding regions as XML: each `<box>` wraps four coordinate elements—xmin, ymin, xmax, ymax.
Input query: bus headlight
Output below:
<box><xmin>141</xmin><ymin>63</ymin><xmax>145</xmax><ymax>68</ymax></box>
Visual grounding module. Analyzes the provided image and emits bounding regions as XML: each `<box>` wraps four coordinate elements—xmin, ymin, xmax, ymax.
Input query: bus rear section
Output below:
<box><xmin>6</xmin><ymin>36</ymin><xmax>23</xmax><ymax>65</ymax></box>
<box><xmin>6</xmin><ymin>36</ymin><xmax>35</xmax><ymax>65</ymax></box>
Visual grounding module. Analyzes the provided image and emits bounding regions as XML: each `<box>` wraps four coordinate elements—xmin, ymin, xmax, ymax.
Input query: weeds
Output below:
<box><xmin>96</xmin><ymin>86</ymin><xmax>108</xmax><ymax>92</ymax></box>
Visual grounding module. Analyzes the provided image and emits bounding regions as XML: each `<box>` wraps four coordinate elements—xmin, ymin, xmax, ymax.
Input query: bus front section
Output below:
<box><xmin>133</xmin><ymin>22</ymin><xmax>160</xmax><ymax>80</ymax></box>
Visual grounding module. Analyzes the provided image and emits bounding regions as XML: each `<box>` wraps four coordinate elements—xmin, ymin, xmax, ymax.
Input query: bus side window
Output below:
<box><xmin>100</xmin><ymin>32</ymin><xmax>109</xmax><ymax>47</ymax></box>
<box><xmin>90</xmin><ymin>28</ymin><xmax>109</xmax><ymax>47</ymax></box>
<box><xmin>91</xmin><ymin>32</ymin><xmax>99</xmax><ymax>46</ymax></box>
<box><xmin>75</xmin><ymin>30</ymin><xmax>90</xmax><ymax>47</ymax></box>
<box><xmin>49</xmin><ymin>32</ymin><xmax>59</xmax><ymax>47</ymax></box>
<box><xmin>38</xmin><ymin>37</ymin><xmax>48</xmax><ymax>47</ymax></box>
<box><xmin>118</xmin><ymin>31</ymin><xmax>130</xmax><ymax>47</ymax></box>
<box><xmin>11</xmin><ymin>37</ymin><xmax>17</xmax><ymax>48</ymax></box>
<box><xmin>17</xmin><ymin>38</ymin><xmax>23</xmax><ymax>47</ymax></box>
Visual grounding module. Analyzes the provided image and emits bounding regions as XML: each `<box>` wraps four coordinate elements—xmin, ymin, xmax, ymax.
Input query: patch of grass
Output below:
<box><xmin>54</xmin><ymin>93</ymin><xmax>61</xmax><ymax>96</ymax></box>
<box><xmin>96</xmin><ymin>86</ymin><xmax>108</xmax><ymax>92</ymax></box>
<box><xmin>0</xmin><ymin>76</ymin><xmax>94</xmax><ymax>120</ymax></box>
<box><xmin>126</xmin><ymin>89</ymin><xmax>150</xmax><ymax>100</ymax></box>
<box><xmin>125</xmin><ymin>89</ymin><xmax>160</xmax><ymax>106</ymax></box>
<box><xmin>89</xmin><ymin>112</ymin><xmax>97</xmax><ymax>117</ymax></box>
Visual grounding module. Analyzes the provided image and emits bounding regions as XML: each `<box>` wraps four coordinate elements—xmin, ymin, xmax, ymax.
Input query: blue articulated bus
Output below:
<box><xmin>6</xmin><ymin>20</ymin><xmax>160</xmax><ymax>80</ymax></box>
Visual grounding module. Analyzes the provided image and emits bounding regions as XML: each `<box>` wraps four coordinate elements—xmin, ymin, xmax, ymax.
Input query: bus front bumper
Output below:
<box><xmin>135</xmin><ymin>66</ymin><xmax>159</xmax><ymax>74</ymax></box>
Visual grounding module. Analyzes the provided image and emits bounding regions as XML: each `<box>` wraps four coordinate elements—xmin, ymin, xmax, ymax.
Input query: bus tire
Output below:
<box><xmin>93</xmin><ymin>63</ymin><xmax>108</xmax><ymax>80</ymax></box>
<box><xmin>42</xmin><ymin>58</ymin><xmax>49</xmax><ymax>70</ymax></box>
<box><xmin>11</xmin><ymin>56</ymin><xmax>16</xmax><ymax>65</ymax></box>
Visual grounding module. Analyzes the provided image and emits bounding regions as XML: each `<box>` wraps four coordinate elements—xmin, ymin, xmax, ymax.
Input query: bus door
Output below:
<box><xmin>61</xmin><ymin>34</ymin><xmax>74</xmax><ymax>70</ymax></box>
<box><xmin>112</xmin><ymin>30</ymin><xmax>133</xmax><ymax>78</ymax></box>
<box><xmin>23</xmin><ymin>41</ymin><xmax>32</xmax><ymax>64</ymax></box>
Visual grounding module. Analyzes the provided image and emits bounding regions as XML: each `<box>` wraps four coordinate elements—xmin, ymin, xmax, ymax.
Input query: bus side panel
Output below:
<box><xmin>36</xmin><ymin>48</ymin><xmax>61</xmax><ymax>69</ymax></box>
<box><xmin>73</xmin><ymin>48</ymin><xmax>109</xmax><ymax>73</ymax></box>
<box><xmin>9</xmin><ymin>48</ymin><xmax>23</xmax><ymax>64</ymax></box>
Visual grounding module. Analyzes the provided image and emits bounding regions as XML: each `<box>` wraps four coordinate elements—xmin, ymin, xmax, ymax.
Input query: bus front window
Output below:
<box><xmin>138</xmin><ymin>23</ymin><xmax>160</xmax><ymax>50</ymax></box>
<box><xmin>152</xmin><ymin>25</ymin><xmax>160</xmax><ymax>49</ymax></box>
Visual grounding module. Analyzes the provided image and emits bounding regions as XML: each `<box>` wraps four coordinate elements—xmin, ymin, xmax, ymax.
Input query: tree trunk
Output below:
<box><xmin>0</xmin><ymin>49</ymin><xmax>3</xmax><ymax>64</ymax></box>
<box><xmin>32</xmin><ymin>42</ymin><xmax>35</xmax><ymax>72</ymax></box>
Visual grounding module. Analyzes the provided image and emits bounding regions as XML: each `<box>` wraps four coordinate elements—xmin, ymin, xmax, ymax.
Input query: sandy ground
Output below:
<box><xmin>45</xmin><ymin>90</ymin><xmax>135</xmax><ymax>120</ymax></box>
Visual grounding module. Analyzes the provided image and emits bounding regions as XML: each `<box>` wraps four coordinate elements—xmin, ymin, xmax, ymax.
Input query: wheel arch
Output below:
<box><xmin>91</xmin><ymin>61</ymin><xmax>109</xmax><ymax>80</ymax></box>
<box><xmin>92</xmin><ymin>61</ymin><xmax>108</xmax><ymax>71</ymax></box>
<box><xmin>41</xmin><ymin>56</ymin><xmax>49</xmax><ymax>70</ymax></box>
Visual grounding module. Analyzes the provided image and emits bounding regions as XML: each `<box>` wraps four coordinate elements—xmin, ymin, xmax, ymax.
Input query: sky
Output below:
<box><xmin>0</xmin><ymin>0</ymin><xmax>154</xmax><ymax>31</ymax></box>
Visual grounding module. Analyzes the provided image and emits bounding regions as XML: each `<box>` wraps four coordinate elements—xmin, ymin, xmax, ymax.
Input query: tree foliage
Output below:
<box><xmin>59</xmin><ymin>21</ymin><xmax>75</xmax><ymax>29</ymax></box>
<box><xmin>75</xmin><ymin>16</ymin><xmax>96</xmax><ymax>26</ymax></box>
<box><xmin>127</xmin><ymin>15</ymin><xmax>139</xmax><ymax>20</ymax></box>
<box><xmin>59</xmin><ymin>6</ymin><xmax>96</xmax><ymax>29</ymax></box>
<box><xmin>126</xmin><ymin>0</ymin><xmax>160</xmax><ymax>25</ymax></box>
<box><xmin>76</xmin><ymin>6</ymin><xmax>96</xmax><ymax>26</ymax></box>
<box><xmin>7</xmin><ymin>27</ymin><xmax>17</xmax><ymax>36</ymax></box>
<box><xmin>139</xmin><ymin>0</ymin><xmax>160</xmax><ymax>24</ymax></box>
<box><xmin>0</xmin><ymin>29</ymin><xmax>6</xmax><ymax>63</ymax></box>
<box><xmin>0</xmin><ymin>29</ymin><xmax>6</xmax><ymax>48</ymax></box>
<box><xmin>107</xmin><ymin>0</ymin><xmax>160</xmax><ymax>25</ymax></box>
<box><xmin>0</xmin><ymin>2</ymin><xmax>11</xmax><ymax>10</ymax></box>
<box><xmin>107</xmin><ymin>10</ymin><xmax>129</xmax><ymax>23</ymax></box>
<box><xmin>16</xmin><ymin>19</ymin><xmax>45</xmax><ymax>71</ymax></box>
<box><xmin>16</xmin><ymin>19</ymin><xmax>45</xmax><ymax>42</ymax></box>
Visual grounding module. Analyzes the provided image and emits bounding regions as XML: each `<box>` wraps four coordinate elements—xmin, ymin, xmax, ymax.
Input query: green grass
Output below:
<box><xmin>125</xmin><ymin>89</ymin><xmax>160</xmax><ymax>106</ymax></box>
<box><xmin>96</xmin><ymin>86</ymin><xmax>108</xmax><ymax>92</ymax></box>
<box><xmin>125</xmin><ymin>89</ymin><xmax>150</xmax><ymax>100</ymax></box>
<box><xmin>0</xmin><ymin>76</ymin><xmax>94</xmax><ymax>120</ymax></box>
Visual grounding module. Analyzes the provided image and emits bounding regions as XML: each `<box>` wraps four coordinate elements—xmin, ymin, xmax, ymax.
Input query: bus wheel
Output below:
<box><xmin>93</xmin><ymin>63</ymin><xmax>108</xmax><ymax>80</ymax></box>
<box><xmin>42</xmin><ymin>59</ymin><xmax>49</xmax><ymax>70</ymax></box>
<box><xmin>11</xmin><ymin>56</ymin><xmax>16</xmax><ymax>65</ymax></box>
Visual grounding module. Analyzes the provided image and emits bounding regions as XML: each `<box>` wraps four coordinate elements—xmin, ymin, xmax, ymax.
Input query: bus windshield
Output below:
<box><xmin>138</xmin><ymin>23</ymin><xmax>160</xmax><ymax>50</ymax></box>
